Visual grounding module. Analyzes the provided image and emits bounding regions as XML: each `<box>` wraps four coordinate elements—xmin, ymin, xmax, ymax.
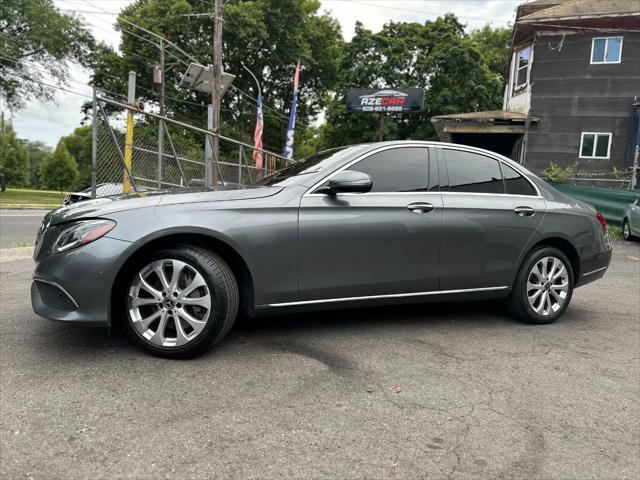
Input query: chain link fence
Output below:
<box><xmin>93</xmin><ymin>95</ymin><xmax>290</xmax><ymax>197</ymax></box>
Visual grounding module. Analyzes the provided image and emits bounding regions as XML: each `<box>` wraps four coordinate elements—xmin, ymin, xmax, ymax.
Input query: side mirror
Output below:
<box><xmin>326</xmin><ymin>170</ymin><xmax>372</xmax><ymax>194</ymax></box>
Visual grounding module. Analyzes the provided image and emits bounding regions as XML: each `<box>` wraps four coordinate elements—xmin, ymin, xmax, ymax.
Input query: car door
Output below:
<box><xmin>437</xmin><ymin>146</ymin><xmax>546</xmax><ymax>291</ymax></box>
<box><xmin>298</xmin><ymin>145</ymin><xmax>442</xmax><ymax>302</ymax></box>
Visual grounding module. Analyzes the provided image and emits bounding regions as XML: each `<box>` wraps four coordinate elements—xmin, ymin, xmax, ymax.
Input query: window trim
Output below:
<box><xmin>303</xmin><ymin>144</ymin><xmax>541</xmax><ymax>199</ymax></box>
<box><xmin>579</xmin><ymin>132</ymin><xmax>612</xmax><ymax>159</ymax></box>
<box><xmin>590</xmin><ymin>36</ymin><xmax>623</xmax><ymax>64</ymax></box>
<box><xmin>513</xmin><ymin>45</ymin><xmax>532</xmax><ymax>93</ymax></box>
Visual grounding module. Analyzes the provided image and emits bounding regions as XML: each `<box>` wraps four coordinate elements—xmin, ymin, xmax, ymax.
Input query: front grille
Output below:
<box><xmin>32</xmin><ymin>281</ymin><xmax>78</xmax><ymax>312</ymax></box>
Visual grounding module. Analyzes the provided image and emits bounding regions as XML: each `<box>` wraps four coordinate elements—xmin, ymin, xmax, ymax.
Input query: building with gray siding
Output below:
<box><xmin>431</xmin><ymin>0</ymin><xmax>640</xmax><ymax>187</ymax></box>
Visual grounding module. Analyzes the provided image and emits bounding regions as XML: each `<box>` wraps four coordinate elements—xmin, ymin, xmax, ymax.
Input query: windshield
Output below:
<box><xmin>253</xmin><ymin>145</ymin><xmax>365</xmax><ymax>187</ymax></box>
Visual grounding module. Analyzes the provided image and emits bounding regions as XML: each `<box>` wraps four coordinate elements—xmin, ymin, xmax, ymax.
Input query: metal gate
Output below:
<box><xmin>91</xmin><ymin>92</ymin><xmax>291</xmax><ymax>197</ymax></box>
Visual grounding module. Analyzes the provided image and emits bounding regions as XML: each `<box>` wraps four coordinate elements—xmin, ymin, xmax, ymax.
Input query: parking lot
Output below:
<box><xmin>1</xmin><ymin>237</ymin><xmax>639</xmax><ymax>479</ymax></box>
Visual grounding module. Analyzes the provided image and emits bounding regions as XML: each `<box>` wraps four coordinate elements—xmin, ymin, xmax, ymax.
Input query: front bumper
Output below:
<box><xmin>31</xmin><ymin>235</ymin><xmax>131</xmax><ymax>327</ymax></box>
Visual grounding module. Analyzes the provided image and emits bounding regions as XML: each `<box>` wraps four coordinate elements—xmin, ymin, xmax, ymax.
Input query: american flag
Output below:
<box><xmin>253</xmin><ymin>94</ymin><xmax>264</xmax><ymax>170</ymax></box>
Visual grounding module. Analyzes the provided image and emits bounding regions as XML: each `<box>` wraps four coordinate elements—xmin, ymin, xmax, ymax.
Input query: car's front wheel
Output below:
<box><xmin>124</xmin><ymin>245</ymin><xmax>238</xmax><ymax>358</ymax></box>
<box><xmin>506</xmin><ymin>246</ymin><xmax>574</xmax><ymax>325</ymax></box>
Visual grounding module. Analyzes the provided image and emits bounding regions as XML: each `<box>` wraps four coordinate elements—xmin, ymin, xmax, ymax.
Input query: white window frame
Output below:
<box><xmin>579</xmin><ymin>132</ymin><xmax>612</xmax><ymax>159</ymax></box>
<box><xmin>590</xmin><ymin>36</ymin><xmax>623</xmax><ymax>64</ymax></box>
<box><xmin>513</xmin><ymin>45</ymin><xmax>532</xmax><ymax>92</ymax></box>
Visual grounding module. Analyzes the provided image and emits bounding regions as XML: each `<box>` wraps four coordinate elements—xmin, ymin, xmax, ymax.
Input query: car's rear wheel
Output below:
<box><xmin>623</xmin><ymin>219</ymin><xmax>632</xmax><ymax>241</ymax></box>
<box><xmin>124</xmin><ymin>245</ymin><xmax>238</xmax><ymax>358</ymax></box>
<box><xmin>506</xmin><ymin>247</ymin><xmax>574</xmax><ymax>325</ymax></box>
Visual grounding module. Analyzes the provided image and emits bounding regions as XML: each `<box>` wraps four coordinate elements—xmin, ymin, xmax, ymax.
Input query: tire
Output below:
<box><xmin>623</xmin><ymin>219</ymin><xmax>633</xmax><ymax>241</ymax></box>
<box><xmin>506</xmin><ymin>246</ymin><xmax>574</xmax><ymax>325</ymax></box>
<box><xmin>123</xmin><ymin>245</ymin><xmax>238</xmax><ymax>359</ymax></box>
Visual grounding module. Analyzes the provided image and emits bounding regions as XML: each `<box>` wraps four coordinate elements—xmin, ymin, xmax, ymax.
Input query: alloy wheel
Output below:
<box><xmin>526</xmin><ymin>256</ymin><xmax>569</xmax><ymax>316</ymax></box>
<box><xmin>128</xmin><ymin>259</ymin><xmax>212</xmax><ymax>347</ymax></box>
<box><xmin>623</xmin><ymin>220</ymin><xmax>630</xmax><ymax>240</ymax></box>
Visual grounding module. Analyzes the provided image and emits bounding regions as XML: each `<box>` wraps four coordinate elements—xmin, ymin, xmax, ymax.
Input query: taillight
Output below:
<box><xmin>596</xmin><ymin>212</ymin><xmax>608</xmax><ymax>232</ymax></box>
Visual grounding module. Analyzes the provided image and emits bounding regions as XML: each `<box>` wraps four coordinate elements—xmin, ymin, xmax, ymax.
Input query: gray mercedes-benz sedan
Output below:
<box><xmin>32</xmin><ymin>141</ymin><xmax>612</xmax><ymax>358</ymax></box>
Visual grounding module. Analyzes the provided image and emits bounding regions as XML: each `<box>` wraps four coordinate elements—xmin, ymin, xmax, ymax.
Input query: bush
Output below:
<box><xmin>542</xmin><ymin>162</ymin><xmax>575</xmax><ymax>184</ymax></box>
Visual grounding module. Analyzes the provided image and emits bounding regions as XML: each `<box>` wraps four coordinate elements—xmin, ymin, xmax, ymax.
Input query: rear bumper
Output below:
<box><xmin>31</xmin><ymin>236</ymin><xmax>131</xmax><ymax>327</ymax></box>
<box><xmin>576</xmin><ymin>237</ymin><xmax>612</xmax><ymax>287</ymax></box>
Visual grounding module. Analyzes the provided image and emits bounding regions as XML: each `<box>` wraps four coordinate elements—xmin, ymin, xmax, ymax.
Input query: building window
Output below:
<box><xmin>580</xmin><ymin>132</ymin><xmax>612</xmax><ymax>159</ymax></box>
<box><xmin>513</xmin><ymin>46</ymin><xmax>531</xmax><ymax>92</ymax></box>
<box><xmin>591</xmin><ymin>37</ymin><xmax>623</xmax><ymax>64</ymax></box>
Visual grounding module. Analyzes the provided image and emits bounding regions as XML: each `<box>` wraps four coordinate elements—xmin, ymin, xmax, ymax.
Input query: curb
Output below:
<box><xmin>0</xmin><ymin>246</ymin><xmax>34</xmax><ymax>263</ymax></box>
<box><xmin>0</xmin><ymin>204</ymin><xmax>58</xmax><ymax>210</ymax></box>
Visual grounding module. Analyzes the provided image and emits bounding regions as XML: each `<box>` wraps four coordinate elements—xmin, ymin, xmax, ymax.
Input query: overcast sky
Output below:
<box><xmin>7</xmin><ymin>0</ymin><xmax>525</xmax><ymax>146</ymax></box>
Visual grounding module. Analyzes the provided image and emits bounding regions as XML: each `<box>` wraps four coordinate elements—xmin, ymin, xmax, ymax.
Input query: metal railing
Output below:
<box><xmin>92</xmin><ymin>93</ymin><xmax>292</xmax><ymax>197</ymax></box>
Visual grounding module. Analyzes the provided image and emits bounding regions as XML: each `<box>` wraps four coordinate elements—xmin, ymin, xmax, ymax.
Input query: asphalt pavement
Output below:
<box><xmin>0</xmin><ymin>210</ymin><xmax>49</xmax><ymax>248</ymax></box>
<box><xmin>1</xmin><ymin>242</ymin><xmax>639</xmax><ymax>479</ymax></box>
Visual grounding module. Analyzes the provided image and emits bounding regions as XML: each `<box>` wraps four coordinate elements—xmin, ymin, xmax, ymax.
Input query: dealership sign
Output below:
<box><xmin>346</xmin><ymin>88</ymin><xmax>424</xmax><ymax>113</ymax></box>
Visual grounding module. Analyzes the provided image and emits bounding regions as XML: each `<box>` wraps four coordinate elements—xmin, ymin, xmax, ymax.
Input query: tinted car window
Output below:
<box><xmin>502</xmin><ymin>163</ymin><xmax>537</xmax><ymax>196</ymax></box>
<box><xmin>351</xmin><ymin>147</ymin><xmax>428</xmax><ymax>192</ymax></box>
<box><xmin>444</xmin><ymin>149</ymin><xmax>504</xmax><ymax>194</ymax></box>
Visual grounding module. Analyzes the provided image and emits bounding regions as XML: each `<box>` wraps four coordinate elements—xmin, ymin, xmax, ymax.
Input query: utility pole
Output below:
<box><xmin>378</xmin><ymin>113</ymin><xmax>384</xmax><ymax>142</ymax></box>
<box><xmin>91</xmin><ymin>88</ymin><xmax>98</xmax><ymax>199</ymax></box>
<box><xmin>158</xmin><ymin>39</ymin><xmax>165</xmax><ymax>189</ymax></box>
<box><xmin>210</xmin><ymin>0</ymin><xmax>223</xmax><ymax>187</ymax></box>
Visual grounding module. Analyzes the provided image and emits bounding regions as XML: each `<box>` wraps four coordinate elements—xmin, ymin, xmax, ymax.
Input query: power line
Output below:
<box><xmin>331</xmin><ymin>0</ymin><xmax>512</xmax><ymax>24</ymax></box>
<box><xmin>3</xmin><ymin>70</ymin><xmax>94</xmax><ymax>100</ymax></box>
<box><xmin>18</xmin><ymin>1</ymin><xmax>295</xmax><ymax>127</ymax></box>
<box><xmin>229</xmin><ymin>85</ymin><xmax>290</xmax><ymax>123</ymax></box>
<box><xmin>0</xmin><ymin>53</ymin><xmax>129</xmax><ymax>101</ymax></box>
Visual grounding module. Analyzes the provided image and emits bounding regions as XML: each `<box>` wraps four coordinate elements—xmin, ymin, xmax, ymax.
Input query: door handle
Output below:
<box><xmin>407</xmin><ymin>202</ymin><xmax>435</xmax><ymax>214</ymax></box>
<box><xmin>514</xmin><ymin>206</ymin><xmax>535</xmax><ymax>217</ymax></box>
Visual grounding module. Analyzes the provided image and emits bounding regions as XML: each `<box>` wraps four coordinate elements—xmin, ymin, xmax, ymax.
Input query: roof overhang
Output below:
<box><xmin>430</xmin><ymin>110</ymin><xmax>536</xmax><ymax>139</ymax></box>
<box><xmin>513</xmin><ymin>14</ymin><xmax>640</xmax><ymax>48</ymax></box>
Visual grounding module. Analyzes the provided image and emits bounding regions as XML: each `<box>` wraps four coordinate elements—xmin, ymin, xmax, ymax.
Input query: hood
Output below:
<box><xmin>46</xmin><ymin>185</ymin><xmax>284</xmax><ymax>226</ymax></box>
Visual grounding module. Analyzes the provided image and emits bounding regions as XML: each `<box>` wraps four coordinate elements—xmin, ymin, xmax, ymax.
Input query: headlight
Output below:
<box><xmin>54</xmin><ymin>219</ymin><xmax>116</xmax><ymax>252</ymax></box>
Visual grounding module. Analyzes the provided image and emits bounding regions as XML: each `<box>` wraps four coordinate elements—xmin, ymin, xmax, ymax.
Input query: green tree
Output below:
<box><xmin>60</xmin><ymin>126</ymin><xmax>92</xmax><ymax>189</ymax></box>
<box><xmin>0</xmin><ymin>122</ymin><xmax>30</xmax><ymax>187</ymax></box>
<box><xmin>321</xmin><ymin>15</ymin><xmax>502</xmax><ymax>148</ymax></box>
<box><xmin>0</xmin><ymin>0</ymin><xmax>99</xmax><ymax>110</ymax></box>
<box><xmin>40</xmin><ymin>143</ymin><xmax>78</xmax><ymax>193</ymax></box>
<box><xmin>88</xmin><ymin>0</ymin><xmax>343</xmax><ymax>158</ymax></box>
<box><xmin>469</xmin><ymin>25</ymin><xmax>513</xmax><ymax>82</ymax></box>
<box><xmin>23</xmin><ymin>139</ymin><xmax>51</xmax><ymax>188</ymax></box>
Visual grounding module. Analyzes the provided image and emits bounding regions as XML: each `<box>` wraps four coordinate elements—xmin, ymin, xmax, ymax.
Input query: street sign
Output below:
<box><xmin>180</xmin><ymin>63</ymin><xmax>235</xmax><ymax>96</ymax></box>
<box><xmin>346</xmin><ymin>88</ymin><xmax>424</xmax><ymax>113</ymax></box>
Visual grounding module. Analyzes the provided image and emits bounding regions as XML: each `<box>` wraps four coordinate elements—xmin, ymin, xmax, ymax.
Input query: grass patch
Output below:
<box><xmin>0</xmin><ymin>188</ymin><xmax>66</xmax><ymax>208</ymax></box>
<box><xmin>608</xmin><ymin>226</ymin><xmax>623</xmax><ymax>241</ymax></box>
<box><xmin>12</xmin><ymin>241</ymin><xmax>34</xmax><ymax>248</ymax></box>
